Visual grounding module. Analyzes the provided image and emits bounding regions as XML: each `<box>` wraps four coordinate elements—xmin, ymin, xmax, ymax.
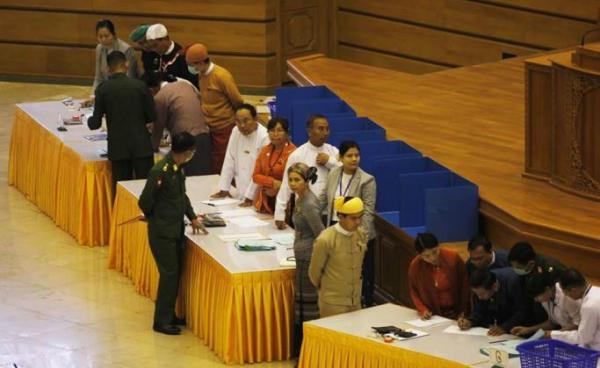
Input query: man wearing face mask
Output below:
<box><xmin>185</xmin><ymin>43</ymin><xmax>244</xmax><ymax>173</ymax></box>
<box><xmin>508</xmin><ymin>241</ymin><xmax>567</xmax><ymax>326</ymax></box>
<box><xmin>138</xmin><ymin>132</ymin><xmax>208</xmax><ymax>335</ymax></box>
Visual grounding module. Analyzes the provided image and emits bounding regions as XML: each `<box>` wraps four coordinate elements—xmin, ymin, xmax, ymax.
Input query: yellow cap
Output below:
<box><xmin>334</xmin><ymin>196</ymin><xmax>364</xmax><ymax>215</ymax></box>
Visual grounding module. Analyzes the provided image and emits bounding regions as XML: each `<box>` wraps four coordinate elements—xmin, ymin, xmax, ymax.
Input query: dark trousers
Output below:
<box><xmin>362</xmin><ymin>238</ymin><xmax>376</xmax><ymax>307</ymax></box>
<box><xmin>185</xmin><ymin>133</ymin><xmax>212</xmax><ymax>176</ymax></box>
<box><xmin>110</xmin><ymin>156</ymin><xmax>154</xmax><ymax>194</ymax></box>
<box><xmin>148</xmin><ymin>235</ymin><xmax>185</xmax><ymax>326</ymax></box>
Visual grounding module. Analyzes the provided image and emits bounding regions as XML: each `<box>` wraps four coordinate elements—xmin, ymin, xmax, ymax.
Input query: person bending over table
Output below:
<box><xmin>145</xmin><ymin>71</ymin><xmax>212</xmax><ymax>176</ymax></box>
<box><xmin>458</xmin><ymin>268</ymin><xmax>530</xmax><ymax>336</ymax></box>
<box><xmin>285</xmin><ymin>162</ymin><xmax>324</xmax><ymax>356</ymax></box>
<box><xmin>274</xmin><ymin>115</ymin><xmax>340</xmax><ymax>230</ymax></box>
<box><xmin>87</xmin><ymin>51</ymin><xmax>156</xmax><ymax>195</ymax></box>
<box><xmin>138</xmin><ymin>132</ymin><xmax>207</xmax><ymax>336</ymax></box>
<box><xmin>252</xmin><ymin>117</ymin><xmax>296</xmax><ymax>214</ymax></box>
<box><xmin>321</xmin><ymin>140</ymin><xmax>377</xmax><ymax>307</ymax></box>
<box><xmin>408</xmin><ymin>233</ymin><xmax>470</xmax><ymax>320</ymax></box>
<box><xmin>547</xmin><ymin>268</ymin><xmax>600</xmax><ymax>350</ymax></box>
<box><xmin>465</xmin><ymin>236</ymin><xmax>509</xmax><ymax>276</ymax></box>
<box><xmin>511</xmin><ymin>268</ymin><xmax>580</xmax><ymax>337</ymax></box>
<box><xmin>309</xmin><ymin>196</ymin><xmax>367</xmax><ymax>320</ymax></box>
<box><xmin>211</xmin><ymin>104</ymin><xmax>269</xmax><ymax>206</ymax></box>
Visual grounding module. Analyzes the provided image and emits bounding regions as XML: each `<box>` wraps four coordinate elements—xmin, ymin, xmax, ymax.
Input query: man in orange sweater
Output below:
<box><xmin>185</xmin><ymin>43</ymin><xmax>244</xmax><ymax>173</ymax></box>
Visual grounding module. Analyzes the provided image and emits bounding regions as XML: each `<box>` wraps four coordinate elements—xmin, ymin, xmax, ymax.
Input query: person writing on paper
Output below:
<box><xmin>408</xmin><ymin>233</ymin><xmax>470</xmax><ymax>320</ymax></box>
<box><xmin>252</xmin><ymin>117</ymin><xmax>296</xmax><ymax>214</ymax></box>
<box><xmin>87</xmin><ymin>51</ymin><xmax>156</xmax><ymax>194</ymax></box>
<box><xmin>274</xmin><ymin>115</ymin><xmax>340</xmax><ymax>229</ymax></box>
<box><xmin>321</xmin><ymin>140</ymin><xmax>377</xmax><ymax>307</ymax></box>
<box><xmin>211</xmin><ymin>104</ymin><xmax>268</xmax><ymax>206</ymax></box>
<box><xmin>465</xmin><ymin>236</ymin><xmax>509</xmax><ymax>275</ymax></box>
<box><xmin>145</xmin><ymin>71</ymin><xmax>212</xmax><ymax>175</ymax></box>
<box><xmin>458</xmin><ymin>268</ymin><xmax>530</xmax><ymax>336</ymax></box>
<box><xmin>547</xmin><ymin>269</ymin><xmax>600</xmax><ymax>350</ymax></box>
<box><xmin>309</xmin><ymin>196</ymin><xmax>367</xmax><ymax>319</ymax></box>
<box><xmin>138</xmin><ymin>132</ymin><xmax>207</xmax><ymax>336</ymax></box>
<box><xmin>511</xmin><ymin>268</ymin><xmax>580</xmax><ymax>337</ymax></box>
<box><xmin>287</xmin><ymin>163</ymin><xmax>324</xmax><ymax>356</ymax></box>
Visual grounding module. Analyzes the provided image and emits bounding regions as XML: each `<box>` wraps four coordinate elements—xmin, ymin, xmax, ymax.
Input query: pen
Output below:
<box><xmin>206</xmin><ymin>203</ymin><xmax>216</xmax><ymax>207</ymax></box>
<box><xmin>489</xmin><ymin>339</ymin><xmax>509</xmax><ymax>344</ymax></box>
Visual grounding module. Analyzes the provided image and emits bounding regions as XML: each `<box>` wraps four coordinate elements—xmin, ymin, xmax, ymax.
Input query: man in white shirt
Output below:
<box><xmin>212</xmin><ymin>104</ymin><xmax>268</xmax><ymax>205</ymax></box>
<box><xmin>549</xmin><ymin>268</ymin><xmax>600</xmax><ymax>351</ymax></box>
<box><xmin>274</xmin><ymin>114</ymin><xmax>340</xmax><ymax>229</ymax></box>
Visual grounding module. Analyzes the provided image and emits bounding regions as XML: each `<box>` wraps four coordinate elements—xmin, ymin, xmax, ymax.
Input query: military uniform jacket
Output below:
<box><xmin>138</xmin><ymin>153</ymin><xmax>196</xmax><ymax>239</ymax></box>
<box><xmin>88</xmin><ymin>73</ymin><xmax>156</xmax><ymax>161</ymax></box>
<box><xmin>309</xmin><ymin>225</ymin><xmax>367</xmax><ymax>307</ymax></box>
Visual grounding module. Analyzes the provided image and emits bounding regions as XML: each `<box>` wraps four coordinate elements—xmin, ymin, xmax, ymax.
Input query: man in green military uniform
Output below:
<box><xmin>87</xmin><ymin>50</ymin><xmax>156</xmax><ymax>194</ymax></box>
<box><xmin>138</xmin><ymin>132</ymin><xmax>207</xmax><ymax>335</ymax></box>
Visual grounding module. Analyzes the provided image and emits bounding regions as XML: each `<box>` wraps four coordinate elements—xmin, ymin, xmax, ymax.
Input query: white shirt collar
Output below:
<box><xmin>335</xmin><ymin>223</ymin><xmax>353</xmax><ymax>236</ymax></box>
<box><xmin>307</xmin><ymin>141</ymin><xmax>324</xmax><ymax>151</ymax></box>
<box><xmin>204</xmin><ymin>62</ymin><xmax>215</xmax><ymax>75</ymax></box>
<box><xmin>165</xmin><ymin>41</ymin><xmax>175</xmax><ymax>55</ymax></box>
<box><xmin>490</xmin><ymin>251</ymin><xmax>496</xmax><ymax>266</ymax></box>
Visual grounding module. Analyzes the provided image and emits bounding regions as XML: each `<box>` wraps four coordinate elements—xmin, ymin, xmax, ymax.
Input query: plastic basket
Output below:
<box><xmin>517</xmin><ymin>340</ymin><xmax>600</xmax><ymax>368</ymax></box>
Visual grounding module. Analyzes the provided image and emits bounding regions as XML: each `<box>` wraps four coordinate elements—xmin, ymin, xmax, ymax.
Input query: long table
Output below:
<box><xmin>299</xmin><ymin>303</ymin><xmax>522</xmax><ymax>368</ymax></box>
<box><xmin>8</xmin><ymin>101</ymin><xmax>112</xmax><ymax>246</ymax></box>
<box><xmin>108</xmin><ymin>175</ymin><xmax>296</xmax><ymax>364</ymax></box>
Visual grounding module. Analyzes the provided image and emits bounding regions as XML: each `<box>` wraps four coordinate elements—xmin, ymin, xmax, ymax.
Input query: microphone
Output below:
<box><xmin>580</xmin><ymin>27</ymin><xmax>600</xmax><ymax>46</ymax></box>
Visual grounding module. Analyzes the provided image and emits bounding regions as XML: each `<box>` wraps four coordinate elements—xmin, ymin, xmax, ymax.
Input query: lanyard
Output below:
<box><xmin>160</xmin><ymin>52</ymin><xmax>180</xmax><ymax>72</ymax></box>
<box><xmin>338</xmin><ymin>171</ymin><xmax>356</xmax><ymax>196</ymax></box>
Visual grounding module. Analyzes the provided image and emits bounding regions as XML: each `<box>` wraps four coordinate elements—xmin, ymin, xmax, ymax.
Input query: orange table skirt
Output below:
<box><xmin>8</xmin><ymin>106</ymin><xmax>112</xmax><ymax>246</ymax></box>
<box><xmin>298</xmin><ymin>323</ymin><xmax>469</xmax><ymax>368</ymax></box>
<box><xmin>108</xmin><ymin>184</ymin><xmax>295</xmax><ymax>364</ymax></box>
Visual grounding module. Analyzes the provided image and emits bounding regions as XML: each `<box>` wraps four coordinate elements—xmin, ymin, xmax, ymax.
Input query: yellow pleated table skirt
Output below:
<box><xmin>8</xmin><ymin>106</ymin><xmax>113</xmax><ymax>246</ymax></box>
<box><xmin>298</xmin><ymin>323</ymin><xmax>469</xmax><ymax>368</ymax></box>
<box><xmin>108</xmin><ymin>185</ymin><xmax>295</xmax><ymax>364</ymax></box>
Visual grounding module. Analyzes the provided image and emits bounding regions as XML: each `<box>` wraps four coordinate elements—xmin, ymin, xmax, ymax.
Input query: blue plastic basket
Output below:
<box><xmin>517</xmin><ymin>340</ymin><xmax>600</xmax><ymax>368</ymax></box>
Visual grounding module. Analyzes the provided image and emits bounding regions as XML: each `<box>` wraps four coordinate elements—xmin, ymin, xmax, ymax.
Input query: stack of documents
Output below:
<box><xmin>234</xmin><ymin>239</ymin><xmax>277</xmax><ymax>251</ymax></box>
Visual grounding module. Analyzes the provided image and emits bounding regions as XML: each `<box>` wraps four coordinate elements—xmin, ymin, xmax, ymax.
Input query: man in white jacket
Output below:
<box><xmin>212</xmin><ymin>104</ymin><xmax>268</xmax><ymax>205</ymax></box>
<box><xmin>274</xmin><ymin>114</ymin><xmax>340</xmax><ymax>229</ymax></box>
<box><xmin>549</xmin><ymin>268</ymin><xmax>600</xmax><ymax>351</ymax></box>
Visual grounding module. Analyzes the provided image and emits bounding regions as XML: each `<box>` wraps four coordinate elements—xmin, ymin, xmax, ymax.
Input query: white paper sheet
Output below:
<box><xmin>83</xmin><ymin>133</ymin><xmax>107</xmax><ymax>142</ymax></box>
<box><xmin>405</xmin><ymin>315</ymin><xmax>452</xmax><ymax>328</ymax></box>
<box><xmin>268</xmin><ymin>233</ymin><xmax>295</xmax><ymax>246</ymax></box>
<box><xmin>219</xmin><ymin>208</ymin><xmax>256</xmax><ymax>218</ymax></box>
<box><xmin>201</xmin><ymin>198</ymin><xmax>241</xmax><ymax>206</ymax></box>
<box><xmin>218</xmin><ymin>233</ymin><xmax>265</xmax><ymax>242</ymax></box>
<box><xmin>443</xmin><ymin>325</ymin><xmax>489</xmax><ymax>336</ymax></box>
<box><xmin>228</xmin><ymin>216</ymin><xmax>269</xmax><ymax>228</ymax></box>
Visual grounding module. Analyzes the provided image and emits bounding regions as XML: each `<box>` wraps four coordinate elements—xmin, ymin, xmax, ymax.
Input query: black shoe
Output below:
<box><xmin>172</xmin><ymin>317</ymin><xmax>186</xmax><ymax>326</ymax></box>
<box><xmin>153</xmin><ymin>324</ymin><xmax>181</xmax><ymax>335</ymax></box>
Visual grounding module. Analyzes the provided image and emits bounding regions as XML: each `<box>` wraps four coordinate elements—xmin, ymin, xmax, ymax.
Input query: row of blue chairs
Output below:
<box><xmin>274</xmin><ymin>86</ymin><xmax>478</xmax><ymax>242</ymax></box>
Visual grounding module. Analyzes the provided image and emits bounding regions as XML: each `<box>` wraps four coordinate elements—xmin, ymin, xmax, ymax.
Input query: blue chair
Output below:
<box><xmin>275</xmin><ymin>85</ymin><xmax>339</xmax><ymax>120</ymax></box>
<box><xmin>290</xmin><ymin>99</ymin><xmax>356</xmax><ymax>144</ymax></box>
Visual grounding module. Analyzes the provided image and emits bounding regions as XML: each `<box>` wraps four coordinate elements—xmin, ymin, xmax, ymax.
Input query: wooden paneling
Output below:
<box><xmin>0</xmin><ymin>43</ymin><xmax>277</xmax><ymax>88</ymax></box>
<box><xmin>0</xmin><ymin>9</ymin><xmax>276</xmax><ymax>54</ymax></box>
<box><xmin>338</xmin><ymin>11</ymin><xmax>539</xmax><ymax>67</ymax></box>
<box><xmin>524</xmin><ymin>65</ymin><xmax>553</xmax><ymax>178</ymax></box>
<box><xmin>482</xmin><ymin>0</ymin><xmax>600</xmax><ymax>22</ymax></box>
<box><xmin>340</xmin><ymin>0</ymin><xmax>596</xmax><ymax>50</ymax></box>
<box><xmin>338</xmin><ymin>45</ymin><xmax>447</xmax><ymax>75</ymax></box>
<box><xmin>0</xmin><ymin>0</ymin><xmax>276</xmax><ymax>20</ymax></box>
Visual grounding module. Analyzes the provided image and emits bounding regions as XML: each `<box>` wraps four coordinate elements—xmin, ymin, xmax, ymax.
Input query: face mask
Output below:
<box><xmin>187</xmin><ymin>65</ymin><xmax>199</xmax><ymax>75</ymax></box>
<box><xmin>513</xmin><ymin>267</ymin><xmax>530</xmax><ymax>276</ymax></box>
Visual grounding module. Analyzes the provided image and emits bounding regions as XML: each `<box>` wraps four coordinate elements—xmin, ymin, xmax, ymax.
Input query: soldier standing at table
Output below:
<box><xmin>138</xmin><ymin>132</ymin><xmax>207</xmax><ymax>335</ymax></box>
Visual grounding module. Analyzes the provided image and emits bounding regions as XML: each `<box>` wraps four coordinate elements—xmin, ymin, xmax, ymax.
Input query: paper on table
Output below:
<box><xmin>443</xmin><ymin>325</ymin><xmax>489</xmax><ymax>336</ymax></box>
<box><xmin>218</xmin><ymin>233</ymin><xmax>265</xmax><ymax>242</ymax></box>
<box><xmin>279</xmin><ymin>258</ymin><xmax>296</xmax><ymax>267</ymax></box>
<box><xmin>229</xmin><ymin>216</ymin><xmax>269</xmax><ymax>228</ymax></box>
<box><xmin>268</xmin><ymin>233</ymin><xmax>295</xmax><ymax>246</ymax></box>
<box><xmin>219</xmin><ymin>208</ymin><xmax>256</xmax><ymax>218</ymax></box>
<box><xmin>201</xmin><ymin>198</ymin><xmax>241</xmax><ymax>206</ymax></box>
<box><xmin>83</xmin><ymin>133</ymin><xmax>107</xmax><ymax>142</ymax></box>
<box><xmin>406</xmin><ymin>315</ymin><xmax>452</xmax><ymax>328</ymax></box>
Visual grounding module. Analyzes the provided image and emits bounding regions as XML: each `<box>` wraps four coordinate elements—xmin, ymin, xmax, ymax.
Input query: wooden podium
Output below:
<box><xmin>525</xmin><ymin>44</ymin><xmax>600</xmax><ymax>200</ymax></box>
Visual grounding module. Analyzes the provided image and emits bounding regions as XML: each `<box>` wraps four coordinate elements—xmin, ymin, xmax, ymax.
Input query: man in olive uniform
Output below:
<box><xmin>87</xmin><ymin>50</ymin><xmax>156</xmax><ymax>194</ymax></box>
<box><xmin>138</xmin><ymin>132</ymin><xmax>207</xmax><ymax>335</ymax></box>
<box><xmin>309</xmin><ymin>196</ymin><xmax>367</xmax><ymax>317</ymax></box>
